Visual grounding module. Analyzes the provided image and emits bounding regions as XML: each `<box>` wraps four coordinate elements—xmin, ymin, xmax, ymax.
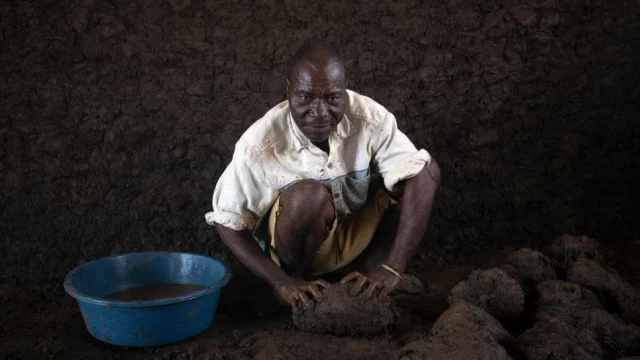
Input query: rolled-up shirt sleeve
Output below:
<box><xmin>204</xmin><ymin>142</ymin><xmax>277</xmax><ymax>231</ymax></box>
<box><xmin>372</xmin><ymin>111</ymin><xmax>431</xmax><ymax>192</ymax></box>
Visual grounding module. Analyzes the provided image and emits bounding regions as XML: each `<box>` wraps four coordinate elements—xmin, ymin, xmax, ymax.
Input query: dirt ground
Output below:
<box><xmin>1</xmin><ymin>0</ymin><xmax>640</xmax><ymax>358</ymax></box>
<box><xmin>2</xmin><ymin>240</ymin><xmax>638</xmax><ymax>360</ymax></box>
<box><xmin>0</xmin><ymin>251</ymin><xmax>502</xmax><ymax>360</ymax></box>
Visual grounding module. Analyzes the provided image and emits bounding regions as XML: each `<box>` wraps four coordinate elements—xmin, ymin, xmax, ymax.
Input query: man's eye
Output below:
<box><xmin>329</xmin><ymin>96</ymin><xmax>339</xmax><ymax>101</ymax></box>
<box><xmin>299</xmin><ymin>96</ymin><xmax>309</xmax><ymax>101</ymax></box>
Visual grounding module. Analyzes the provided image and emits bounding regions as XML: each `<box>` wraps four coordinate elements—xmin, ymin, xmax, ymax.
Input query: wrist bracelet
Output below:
<box><xmin>381</xmin><ymin>264</ymin><xmax>402</xmax><ymax>279</ymax></box>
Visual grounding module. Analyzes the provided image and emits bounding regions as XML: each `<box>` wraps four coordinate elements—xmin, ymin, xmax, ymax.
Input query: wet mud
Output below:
<box><xmin>567</xmin><ymin>259</ymin><xmax>640</xmax><ymax>324</ymax></box>
<box><xmin>448</xmin><ymin>267</ymin><xmax>526</xmax><ymax>322</ymax></box>
<box><xmin>104</xmin><ymin>284</ymin><xmax>207</xmax><ymax>301</ymax></box>
<box><xmin>429</xmin><ymin>301</ymin><xmax>512</xmax><ymax>344</ymax></box>
<box><xmin>503</xmin><ymin>249</ymin><xmax>556</xmax><ymax>285</ymax></box>
<box><xmin>292</xmin><ymin>283</ymin><xmax>399</xmax><ymax>336</ymax></box>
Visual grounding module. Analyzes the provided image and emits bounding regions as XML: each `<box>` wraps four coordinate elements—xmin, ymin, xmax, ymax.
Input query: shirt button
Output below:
<box><xmin>327</xmin><ymin>163</ymin><xmax>333</xmax><ymax>169</ymax></box>
<box><xmin>333</xmin><ymin>193</ymin><xmax>340</xmax><ymax>199</ymax></box>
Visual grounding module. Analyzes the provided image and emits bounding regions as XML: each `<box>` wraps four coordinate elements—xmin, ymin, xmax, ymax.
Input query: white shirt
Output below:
<box><xmin>205</xmin><ymin>89</ymin><xmax>431</xmax><ymax>233</ymax></box>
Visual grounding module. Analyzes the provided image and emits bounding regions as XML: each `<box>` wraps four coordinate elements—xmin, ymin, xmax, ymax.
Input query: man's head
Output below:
<box><xmin>287</xmin><ymin>40</ymin><xmax>348</xmax><ymax>143</ymax></box>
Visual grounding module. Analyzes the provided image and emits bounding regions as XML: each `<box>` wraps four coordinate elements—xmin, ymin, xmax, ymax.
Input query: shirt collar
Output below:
<box><xmin>287</xmin><ymin>111</ymin><xmax>357</xmax><ymax>151</ymax></box>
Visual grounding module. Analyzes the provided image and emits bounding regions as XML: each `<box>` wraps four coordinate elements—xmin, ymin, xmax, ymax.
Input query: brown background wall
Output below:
<box><xmin>1</xmin><ymin>0</ymin><xmax>639</xmax><ymax>284</ymax></box>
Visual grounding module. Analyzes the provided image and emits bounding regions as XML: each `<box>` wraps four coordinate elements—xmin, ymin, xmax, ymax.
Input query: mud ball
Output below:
<box><xmin>398</xmin><ymin>333</ymin><xmax>513</xmax><ymax>360</ymax></box>
<box><xmin>291</xmin><ymin>283</ymin><xmax>398</xmax><ymax>336</ymax></box>
<box><xmin>430</xmin><ymin>301</ymin><xmax>512</xmax><ymax>344</ymax></box>
<box><xmin>448</xmin><ymin>267</ymin><xmax>525</xmax><ymax>322</ymax></box>
<box><xmin>567</xmin><ymin>259</ymin><xmax>640</xmax><ymax>324</ymax></box>
<box><xmin>504</xmin><ymin>248</ymin><xmax>556</xmax><ymax>284</ymax></box>
<box><xmin>535</xmin><ymin>305</ymin><xmax>640</xmax><ymax>358</ymax></box>
<box><xmin>535</xmin><ymin>280</ymin><xmax>602</xmax><ymax>309</ymax></box>
<box><xmin>543</xmin><ymin>234</ymin><xmax>601</xmax><ymax>269</ymax></box>
<box><xmin>513</xmin><ymin>318</ymin><xmax>603</xmax><ymax>360</ymax></box>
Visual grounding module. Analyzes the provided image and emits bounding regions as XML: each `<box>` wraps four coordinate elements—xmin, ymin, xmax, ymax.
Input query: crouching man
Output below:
<box><xmin>205</xmin><ymin>41</ymin><xmax>440</xmax><ymax>309</ymax></box>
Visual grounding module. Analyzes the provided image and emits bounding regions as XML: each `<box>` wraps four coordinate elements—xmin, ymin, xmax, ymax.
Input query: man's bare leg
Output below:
<box><xmin>323</xmin><ymin>205</ymin><xmax>424</xmax><ymax>293</ymax></box>
<box><xmin>272</xmin><ymin>180</ymin><xmax>335</xmax><ymax>279</ymax></box>
<box><xmin>321</xmin><ymin>204</ymin><xmax>399</xmax><ymax>280</ymax></box>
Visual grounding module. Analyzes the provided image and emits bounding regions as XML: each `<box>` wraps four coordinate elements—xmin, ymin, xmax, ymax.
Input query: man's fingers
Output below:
<box><xmin>380</xmin><ymin>278</ymin><xmax>399</xmax><ymax>297</ymax></box>
<box><xmin>363</xmin><ymin>281</ymin><xmax>380</xmax><ymax>299</ymax></box>
<box><xmin>340</xmin><ymin>271</ymin><xmax>362</xmax><ymax>285</ymax></box>
<box><xmin>296</xmin><ymin>291</ymin><xmax>311</xmax><ymax>308</ymax></box>
<box><xmin>314</xmin><ymin>279</ymin><xmax>330</xmax><ymax>288</ymax></box>
<box><xmin>306</xmin><ymin>284</ymin><xmax>323</xmax><ymax>301</ymax></box>
<box><xmin>339</xmin><ymin>273</ymin><xmax>355</xmax><ymax>284</ymax></box>
<box><xmin>289</xmin><ymin>295</ymin><xmax>299</xmax><ymax>310</ymax></box>
<box><xmin>351</xmin><ymin>275</ymin><xmax>369</xmax><ymax>296</ymax></box>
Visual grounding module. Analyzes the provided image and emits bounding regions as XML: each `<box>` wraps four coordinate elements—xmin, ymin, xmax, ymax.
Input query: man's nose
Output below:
<box><xmin>309</xmin><ymin>98</ymin><xmax>328</xmax><ymax>117</ymax></box>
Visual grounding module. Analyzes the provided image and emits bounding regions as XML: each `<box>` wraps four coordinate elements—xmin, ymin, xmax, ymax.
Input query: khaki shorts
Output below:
<box><xmin>267</xmin><ymin>187</ymin><xmax>397</xmax><ymax>276</ymax></box>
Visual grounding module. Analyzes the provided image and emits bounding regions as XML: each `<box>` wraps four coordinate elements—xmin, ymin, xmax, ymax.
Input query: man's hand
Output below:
<box><xmin>276</xmin><ymin>279</ymin><xmax>330</xmax><ymax>309</ymax></box>
<box><xmin>339</xmin><ymin>268</ymin><xmax>402</xmax><ymax>298</ymax></box>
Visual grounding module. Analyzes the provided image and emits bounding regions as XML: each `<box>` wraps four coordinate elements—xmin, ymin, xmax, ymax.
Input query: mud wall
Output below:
<box><xmin>1</xmin><ymin>0</ymin><xmax>639</xmax><ymax>284</ymax></box>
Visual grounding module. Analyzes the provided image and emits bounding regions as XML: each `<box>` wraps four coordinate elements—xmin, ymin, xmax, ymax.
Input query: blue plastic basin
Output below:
<box><xmin>63</xmin><ymin>252</ymin><xmax>231</xmax><ymax>347</ymax></box>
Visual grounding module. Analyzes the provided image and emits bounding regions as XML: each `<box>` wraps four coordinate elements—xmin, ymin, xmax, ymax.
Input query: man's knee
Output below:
<box><xmin>274</xmin><ymin>180</ymin><xmax>334</xmax><ymax>273</ymax></box>
<box><xmin>279</xmin><ymin>180</ymin><xmax>334</xmax><ymax>222</ymax></box>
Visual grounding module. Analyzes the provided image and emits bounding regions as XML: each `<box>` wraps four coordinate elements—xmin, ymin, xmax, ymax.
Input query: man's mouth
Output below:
<box><xmin>306</xmin><ymin>123</ymin><xmax>332</xmax><ymax>133</ymax></box>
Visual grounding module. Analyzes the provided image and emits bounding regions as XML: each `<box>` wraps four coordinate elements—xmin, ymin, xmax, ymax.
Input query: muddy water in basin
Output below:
<box><xmin>104</xmin><ymin>284</ymin><xmax>207</xmax><ymax>301</ymax></box>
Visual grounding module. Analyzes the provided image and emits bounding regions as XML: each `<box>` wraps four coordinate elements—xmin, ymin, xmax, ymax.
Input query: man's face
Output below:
<box><xmin>287</xmin><ymin>60</ymin><xmax>347</xmax><ymax>143</ymax></box>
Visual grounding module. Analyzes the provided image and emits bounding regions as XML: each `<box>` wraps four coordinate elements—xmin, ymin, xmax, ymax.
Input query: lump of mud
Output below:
<box><xmin>448</xmin><ymin>267</ymin><xmax>525</xmax><ymax>322</ymax></box>
<box><xmin>543</xmin><ymin>234</ymin><xmax>601</xmax><ymax>269</ymax></box>
<box><xmin>513</xmin><ymin>318</ymin><xmax>603</xmax><ymax>360</ymax></box>
<box><xmin>430</xmin><ymin>301</ymin><xmax>512</xmax><ymax>344</ymax></box>
<box><xmin>535</xmin><ymin>280</ymin><xmax>602</xmax><ymax>309</ymax></box>
<box><xmin>291</xmin><ymin>283</ymin><xmax>398</xmax><ymax>336</ymax></box>
<box><xmin>504</xmin><ymin>248</ymin><xmax>556</xmax><ymax>284</ymax></box>
<box><xmin>567</xmin><ymin>259</ymin><xmax>640</xmax><ymax>324</ymax></box>
<box><xmin>535</xmin><ymin>305</ymin><xmax>640</xmax><ymax>358</ymax></box>
<box><xmin>398</xmin><ymin>333</ymin><xmax>513</xmax><ymax>360</ymax></box>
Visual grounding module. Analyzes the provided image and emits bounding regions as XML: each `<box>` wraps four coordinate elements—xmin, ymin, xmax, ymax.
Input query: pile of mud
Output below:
<box><xmin>398</xmin><ymin>234</ymin><xmax>640</xmax><ymax>360</ymax></box>
<box><xmin>290</xmin><ymin>273</ymin><xmax>431</xmax><ymax>336</ymax></box>
<box><xmin>292</xmin><ymin>282</ymin><xmax>399</xmax><ymax>336</ymax></box>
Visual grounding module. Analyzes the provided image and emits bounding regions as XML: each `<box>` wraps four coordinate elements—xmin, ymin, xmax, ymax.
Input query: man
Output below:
<box><xmin>205</xmin><ymin>40</ymin><xmax>440</xmax><ymax>309</ymax></box>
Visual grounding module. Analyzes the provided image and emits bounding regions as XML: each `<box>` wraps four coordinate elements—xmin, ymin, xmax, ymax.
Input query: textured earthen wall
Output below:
<box><xmin>1</xmin><ymin>0</ymin><xmax>639</xmax><ymax>284</ymax></box>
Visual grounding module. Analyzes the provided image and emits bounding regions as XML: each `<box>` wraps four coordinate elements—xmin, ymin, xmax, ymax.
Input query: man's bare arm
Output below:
<box><xmin>215</xmin><ymin>225</ymin><xmax>328</xmax><ymax>307</ymax></box>
<box><xmin>216</xmin><ymin>225</ymin><xmax>289</xmax><ymax>287</ymax></box>
<box><xmin>386</xmin><ymin>158</ymin><xmax>441</xmax><ymax>273</ymax></box>
<box><xmin>339</xmin><ymin>158</ymin><xmax>441</xmax><ymax>296</ymax></box>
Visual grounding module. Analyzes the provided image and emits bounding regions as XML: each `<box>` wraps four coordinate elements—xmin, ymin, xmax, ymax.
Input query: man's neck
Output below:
<box><xmin>313</xmin><ymin>139</ymin><xmax>330</xmax><ymax>153</ymax></box>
